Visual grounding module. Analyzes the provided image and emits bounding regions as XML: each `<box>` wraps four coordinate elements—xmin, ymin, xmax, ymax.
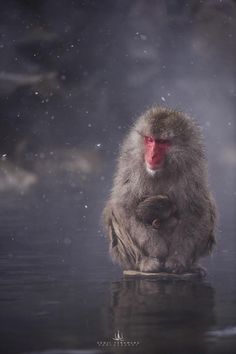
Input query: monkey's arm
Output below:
<box><xmin>103</xmin><ymin>201</ymin><xmax>138</xmax><ymax>270</ymax></box>
<box><xmin>103</xmin><ymin>201</ymin><xmax>163</xmax><ymax>272</ymax></box>
<box><xmin>165</xmin><ymin>192</ymin><xmax>216</xmax><ymax>273</ymax></box>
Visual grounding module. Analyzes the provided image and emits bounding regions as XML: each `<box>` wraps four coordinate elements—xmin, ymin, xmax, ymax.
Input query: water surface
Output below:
<box><xmin>0</xmin><ymin>177</ymin><xmax>235</xmax><ymax>354</ymax></box>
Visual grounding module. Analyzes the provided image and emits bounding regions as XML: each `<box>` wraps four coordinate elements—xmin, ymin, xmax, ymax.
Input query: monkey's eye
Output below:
<box><xmin>157</xmin><ymin>139</ymin><xmax>171</xmax><ymax>146</ymax></box>
<box><xmin>144</xmin><ymin>136</ymin><xmax>155</xmax><ymax>144</ymax></box>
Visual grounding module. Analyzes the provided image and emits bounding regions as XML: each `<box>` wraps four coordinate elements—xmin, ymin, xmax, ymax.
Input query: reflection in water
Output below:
<box><xmin>209</xmin><ymin>326</ymin><xmax>236</xmax><ymax>338</ymax></box>
<box><xmin>105</xmin><ymin>279</ymin><xmax>215</xmax><ymax>354</ymax></box>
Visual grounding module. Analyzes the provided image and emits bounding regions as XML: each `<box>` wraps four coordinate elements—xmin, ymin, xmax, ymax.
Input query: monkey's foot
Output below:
<box><xmin>164</xmin><ymin>258</ymin><xmax>187</xmax><ymax>274</ymax></box>
<box><xmin>189</xmin><ymin>265</ymin><xmax>207</xmax><ymax>277</ymax></box>
<box><xmin>139</xmin><ymin>257</ymin><xmax>163</xmax><ymax>272</ymax></box>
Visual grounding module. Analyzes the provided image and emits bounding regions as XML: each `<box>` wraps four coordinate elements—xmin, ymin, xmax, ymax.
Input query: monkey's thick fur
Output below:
<box><xmin>103</xmin><ymin>107</ymin><xmax>216</xmax><ymax>273</ymax></box>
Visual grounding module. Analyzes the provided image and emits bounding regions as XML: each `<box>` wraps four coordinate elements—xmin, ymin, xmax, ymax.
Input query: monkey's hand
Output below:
<box><xmin>136</xmin><ymin>195</ymin><xmax>174</xmax><ymax>226</ymax></box>
<box><xmin>152</xmin><ymin>219</ymin><xmax>160</xmax><ymax>229</ymax></box>
<box><xmin>139</xmin><ymin>257</ymin><xmax>163</xmax><ymax>272</ymax></box>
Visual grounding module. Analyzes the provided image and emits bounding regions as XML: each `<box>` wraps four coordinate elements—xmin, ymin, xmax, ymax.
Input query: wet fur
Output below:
<box><xmin>103</xmin><ymin>107</ymin><xmax>217</xmax><ymax>273</ymax></box>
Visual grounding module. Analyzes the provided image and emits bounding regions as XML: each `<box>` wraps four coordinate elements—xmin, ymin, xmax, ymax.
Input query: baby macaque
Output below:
<box><xmin>135</xmin><ymin>194</ymin><xmax>179</xmax><ymax>233</ymax></box>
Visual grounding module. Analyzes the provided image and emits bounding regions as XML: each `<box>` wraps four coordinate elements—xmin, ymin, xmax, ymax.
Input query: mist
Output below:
<box><xmin>0</xmin><ymin>1</ymin><xmax>236</xmax><ymax>354</ymax></box>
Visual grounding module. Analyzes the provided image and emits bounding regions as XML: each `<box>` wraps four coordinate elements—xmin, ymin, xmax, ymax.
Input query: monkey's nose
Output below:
<box><xmin>150</xmin><ymin>153</ymin><xmax>158</xmax><ymax>161</ymax></box>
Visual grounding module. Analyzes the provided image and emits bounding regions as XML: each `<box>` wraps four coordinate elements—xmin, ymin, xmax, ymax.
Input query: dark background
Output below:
<box><xmin>0</xmin><ymin>1</ymin><xmax>236</xmax><ymax>354</ymax></box>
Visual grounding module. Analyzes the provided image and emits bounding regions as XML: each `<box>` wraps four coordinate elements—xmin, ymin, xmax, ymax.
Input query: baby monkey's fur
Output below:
<box><xmin>103</xmin><ymin>107</ymin><xmax>216</xmax><ymax>273</ymax></box>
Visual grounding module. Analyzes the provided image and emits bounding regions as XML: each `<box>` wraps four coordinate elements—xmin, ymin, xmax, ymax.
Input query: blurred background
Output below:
<box><xmin>0</xmin><ymin>1</ymin><xmax>236</xmax><ymax>354</ymax></box>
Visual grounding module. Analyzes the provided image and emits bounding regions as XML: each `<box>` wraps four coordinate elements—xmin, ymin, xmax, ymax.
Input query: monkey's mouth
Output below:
<box><xmin>146</xmin><ymin>162</ymin><xmax>162</xmax><ymax>172</ymax></box>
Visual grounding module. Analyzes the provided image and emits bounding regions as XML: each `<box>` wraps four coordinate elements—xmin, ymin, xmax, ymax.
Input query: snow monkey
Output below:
<box><xmin>103</xmin><ymin>107</ymin><xmax>216</xmax><ymax>274</ymax></box>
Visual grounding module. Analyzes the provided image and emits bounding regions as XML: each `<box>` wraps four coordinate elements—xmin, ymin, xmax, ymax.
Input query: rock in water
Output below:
<box><xmin>123</xmin><ymin>270</ymin><xmax>205</xmax><ymax>281</ymax></box>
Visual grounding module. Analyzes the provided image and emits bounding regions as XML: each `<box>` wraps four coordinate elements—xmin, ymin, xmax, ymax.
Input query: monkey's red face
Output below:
<box><xmin>144</xmin><ymin>136</ymin><xmax>171</xmax><ymax>171</ymax></box>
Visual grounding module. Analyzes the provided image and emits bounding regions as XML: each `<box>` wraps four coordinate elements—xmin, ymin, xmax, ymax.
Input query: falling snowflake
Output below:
<box><xmin>1</xmin><ymin>154</ymin><xmax>7</xmax><ymax>160</ymax></box>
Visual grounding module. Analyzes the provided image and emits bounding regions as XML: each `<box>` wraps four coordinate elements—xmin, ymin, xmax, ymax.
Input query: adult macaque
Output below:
<box><xmin>103</xmin><ymin>107</ymin><xmax>216</xmax><ymax>274</ymax></box>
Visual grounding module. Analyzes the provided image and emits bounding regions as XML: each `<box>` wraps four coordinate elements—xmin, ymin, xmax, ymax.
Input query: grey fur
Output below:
<box><xmin>103</xmin><ymin>106</ymin><xmax>217</xmax><ymax>273</ymax></box>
